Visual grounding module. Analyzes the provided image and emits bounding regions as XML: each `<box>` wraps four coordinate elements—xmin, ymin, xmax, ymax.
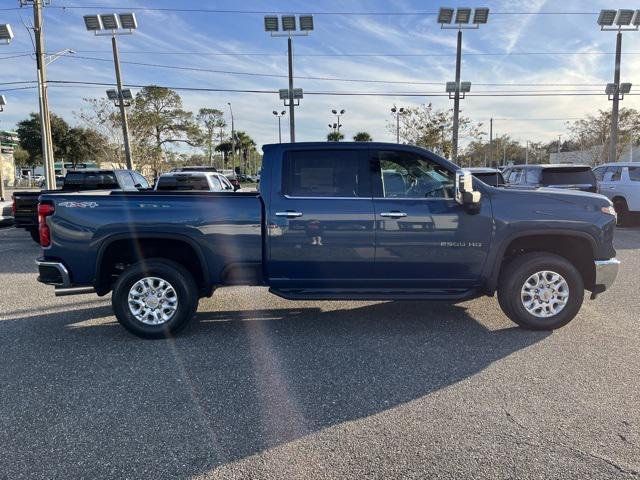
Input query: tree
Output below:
<box><xmin>195</xmin><ymin>108</ymin><xmax>226</xmax><ymax>166</ymax></box>
<box><xmin>353</xmin><ymin>132</ymin><xmax>373</xmax><ymax>142</ymax></box>
<box><xmin>388</xmin><ymin>103</ymin><xmax>485</xmax><ymax>159</ymax></box>
<box><xmin>233</xmin><ymin>131</ymin><xmax>256</xmax><ymax>173</ymax></box>
<box><xmin>12</xmin><ymin>145</ymin><xmax>31</xmax><ymax>169</ymax></box>
<box><xmin>566</xmin><ymin>108</ymin><xmax>640</xmax><ymax>165</ymax></box>
<box><xmin>215</xmin><ymin>141</ymin><xmax>233</xmax><ymax>166</ymax></box>
<box><xmin>63</xmin><ymin>127</ymin><xmax>109</xmax><ymax>168</ymax></box>
<box><xmin>327</xmin><ymin>131</ymin><xmax>344</xmax><ymax>142</ymax></box>
<box><xmin>16</xmin><ymin>112</ymin><xmax>71</xmax><ymax>165</ymax></box>
<box><xmin>130</xmin><ymin>86</ymin><xmax>199</xmax><ymax>177</ymax></box>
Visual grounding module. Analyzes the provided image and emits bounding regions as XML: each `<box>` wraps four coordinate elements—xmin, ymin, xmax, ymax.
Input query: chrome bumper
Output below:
<box><xmin>592</xmin><ymin>258</ymin><xmax>620</xmax><ymax>298</ymax></box>
<box><xmin>35</xmin><ymin>258</ymin><xmax>71</xmax><ymax>287</ymax></box>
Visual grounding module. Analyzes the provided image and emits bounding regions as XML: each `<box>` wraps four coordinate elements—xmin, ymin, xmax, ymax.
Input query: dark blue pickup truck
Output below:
<box><xmin>36</xmin><ymin>142</ymin><xmax>620</xmax><ymax>338</ymax></box>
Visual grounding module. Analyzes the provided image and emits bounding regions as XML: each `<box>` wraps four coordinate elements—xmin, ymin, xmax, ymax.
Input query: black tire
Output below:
<box><xmin>112</xmin><ymin>258</ymin><xmax>199</xmax><ymax>339</ymax></box>
<box><xmin>497</xmin><ymin>253</ymin><xmax>584</xmax><ymax>331</ymax></box>
<box><xmin>29</xmin><ymin>228</ymin><xmax>40</xmax><ymax>244</ymax></box>
<box><xmin>613</xmin><ymin>198</ymin><xmax>629</xmax><ymax>227</ymax></box>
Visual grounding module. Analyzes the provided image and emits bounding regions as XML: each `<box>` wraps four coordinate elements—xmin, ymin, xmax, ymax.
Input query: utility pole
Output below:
<box><xmin>526</xmin><ymin>140</ymin><xmax>529</xmax><ymax>165</ymax></box>
<box><xmin>489</xmin><ymin>117</ymin><xmax>493</xmax><ymax>166</ymax></box>
<box><xmin>29</xmin><ymin>0</ymin><xmax>56</xmax><ymax>189</ymax></box>
<box><xmin>557</xmin><ymin>134</ymin><xmax>562</xmax><ymax>154</ymax></box>
<box><xmin>287</xmin><ymin>37</ymin><xmax>295</xmax><ymax>142</ymax></box>
<box><xmin>111</xmin><ymin>36</ymin><xmax>133</xmax><ymax>169</ymax></box>
<box><xmin>228</xmin><ymin>102</ymin><xmax>235</xmax><ymax>174</ymax></box>
<box><xmin>452</xmin><ymin>30</ymin><xmax>462</xmax><ymax>162</ymax></box>
<box><xmin>610</xmin><ymin>31</ymin><xmax>622</xmax><ymax>163</ymax></box>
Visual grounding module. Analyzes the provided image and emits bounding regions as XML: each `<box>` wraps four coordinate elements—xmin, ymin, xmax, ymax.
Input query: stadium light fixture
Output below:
<box><xmin>455</xmin><ymin>8</ymin><xmax>472</xmax><ymax>24</ymax></box>
<box><xmin>299</xmin><ymin>15</ymin><xmax>314</xmax><ymax>31</ymax></box>
<box><xmin>282</xmin><ymin>15</ymin><xmax>296</xmax><ymax>31</ymax></box>
<box><xmin>264</xmin><ymin>16</ymin><xmax>279</xmax><ymax>32</ymax></box>
<box><xmin>0</xmin><ymin>94</ymin><xmax>6</xmax><ymax>112</ymax></box>
<box><xmin>473</xmin><ymin>8</ymin><xmax>490</xmax><ymax>24</ymax></box>
<box><xmin>598</xmin><ymin>9</ymin><xmax>639</xmax><ymax>31</ymax></box>
<box><xmin>0</xmin><ymin>24</ymin><xmax>15</xmax><ymax>44</ymax></box>
<box><xmin>437</xmin><ymin>8</ymin><xmax>454</xmax><ymax>24</ymax></box>
<box><xmin>620</xmin><ymin>82</ymin><xmax>632</xmax><ymax>94</ymax></box>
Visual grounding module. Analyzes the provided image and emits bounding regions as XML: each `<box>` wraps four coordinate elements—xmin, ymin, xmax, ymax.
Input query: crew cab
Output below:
<box><xmin>35</xmin><ymin>143</ymin><xmax>619</xmax><ymax>338</ymax></box>
<box><xmin>592</xmin><ymin>162</ymin><xmax>640</xmax><ymax>226</ymax></box>
<box><xmin>13</xmin><ymin>169</ymin><xmax>150</xmax><ymax>243</ymax></box>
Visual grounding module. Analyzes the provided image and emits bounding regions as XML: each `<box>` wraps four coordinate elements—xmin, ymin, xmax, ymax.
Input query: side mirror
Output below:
<box><xmin>455</xmin><ymin>169</ymin><xmax>482</xmax><ymax>207</ymax></box>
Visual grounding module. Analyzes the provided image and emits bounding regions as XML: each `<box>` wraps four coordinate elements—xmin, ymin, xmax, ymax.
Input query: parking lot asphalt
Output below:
<box><xmin>0</xmin><ymin>225</ymin><xmax>639</xmax><ymax>480</ymax></box>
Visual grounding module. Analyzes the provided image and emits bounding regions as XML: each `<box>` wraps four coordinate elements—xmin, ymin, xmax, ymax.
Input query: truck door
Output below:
<box><xmin>267</xmin><ymin>148</ymin><xmax>375</xmax><ymax>288</ymax></box>
<box><xmin>370</xmin><ymin>148</ymin><xmax>493</xmax><ymax>288</ymax></box>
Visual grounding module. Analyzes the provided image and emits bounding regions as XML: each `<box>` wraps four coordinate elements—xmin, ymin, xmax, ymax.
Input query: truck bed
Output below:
<box><xmin>40</xmin><ymin>190</ymin><xmax>264</xmax><ymax>288</ymax></box>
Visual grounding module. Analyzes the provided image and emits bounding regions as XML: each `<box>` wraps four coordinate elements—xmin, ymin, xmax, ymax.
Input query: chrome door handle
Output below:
<box><xmin>275</xmin><ymin>211</ymin><xmax>303</xmax><ymax>218</ymax></box>
<box><xmin>380</xmin><ymin>212</ymin><xmax>407</xmax><ymax>218</ymax></box>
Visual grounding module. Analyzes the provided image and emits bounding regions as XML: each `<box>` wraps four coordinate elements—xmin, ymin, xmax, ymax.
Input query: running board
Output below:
<box><xmin>54</xmin><ymin>286</ymin><xmax>96</xmax><ymax>297</ymax></box>
<box><xmin>269</xmin><ymin>287</ymin><xmax>478</xmax><ymax>301</ymax></box>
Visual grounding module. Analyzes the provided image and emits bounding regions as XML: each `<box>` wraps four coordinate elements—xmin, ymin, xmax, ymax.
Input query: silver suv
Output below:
<box><xmin>593</xmin><ymin>162</ymin><xmax>640</xmax><ymax>226</ymax></box>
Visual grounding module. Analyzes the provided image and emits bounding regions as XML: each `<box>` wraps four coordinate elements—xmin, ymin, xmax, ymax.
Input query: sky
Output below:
<box><xmin>1</xmin><ymin>0</ymin><xmax>640</xmax><ymax>155</ymax></box>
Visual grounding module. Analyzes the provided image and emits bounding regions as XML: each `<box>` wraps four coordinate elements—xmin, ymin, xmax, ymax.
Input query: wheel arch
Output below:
<box><xmin>486</xmin><ymin>230</ymin><xmax>597</xmax><ymax>294</ymax></box>
<box><xmin>95</xmin><ymin>233</ymin><xmax>211</xmax><ymax>296</ymax></box>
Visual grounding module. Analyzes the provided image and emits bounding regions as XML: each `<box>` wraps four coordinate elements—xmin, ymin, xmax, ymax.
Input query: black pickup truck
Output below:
<box><xmin>13</xmin><ymin>169</ymin><xmax>149</xmax><ymax>242</ymax></box>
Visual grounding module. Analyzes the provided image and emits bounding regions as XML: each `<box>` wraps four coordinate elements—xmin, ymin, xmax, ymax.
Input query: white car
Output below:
<box><xmin>593</xmin><ymin>162</ymin><xmax>640</xmax><ymax>225</ymax></box>
<box><xmin>155</xmin><ymin>171</ymin><xmax>236</xmax><ymax>192</ymax></box>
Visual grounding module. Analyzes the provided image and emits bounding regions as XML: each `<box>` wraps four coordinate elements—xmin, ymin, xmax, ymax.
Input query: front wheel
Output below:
<box><xmin>112</xmin><ymin>258</ymin><xmax>199</xmax><ymax>339</ymax></box>
<box><xmin>497</xmin><ymin>253</ymin><xmax>584</xmax><ymax>330</ymax></box>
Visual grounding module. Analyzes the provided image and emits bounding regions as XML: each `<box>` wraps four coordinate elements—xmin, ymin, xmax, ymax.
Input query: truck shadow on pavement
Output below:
<box><xmin>1</xmin><ymin>301</ymin><xmax>550</xmax><ymax>478</ymax></box>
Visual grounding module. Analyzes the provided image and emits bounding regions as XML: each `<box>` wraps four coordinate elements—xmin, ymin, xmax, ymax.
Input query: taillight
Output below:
<box><xmin>38</xmin><ymin>202</ymin><xmax>55</xmax><ymax>248</ymax></box>
<box><xmin>11</xmin><ymin>197</ymin><xmax>16</xmax><ymax>216</ymax></box>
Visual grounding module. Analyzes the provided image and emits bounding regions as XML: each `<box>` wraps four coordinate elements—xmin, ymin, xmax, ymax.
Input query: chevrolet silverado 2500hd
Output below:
<box><xmin>35</xmin><ymin>143</ymin><xmax>619</xmax><ymax>338</ymax></box>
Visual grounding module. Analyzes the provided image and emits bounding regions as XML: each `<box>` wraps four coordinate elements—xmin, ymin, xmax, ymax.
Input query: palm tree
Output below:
<box><xmin>327</xmin><ymin>131</ymin><xmax>345</xmax><ymax>142</ymax></box>
<box><xmin>234</xmin><ymin>131</ymin><xmax>257</xmax><ymax>173</ymax></box>
<box><xmin>353</xmin><ymin>132</ymin><xmax>373</xmax><ymax>142</ymax></box>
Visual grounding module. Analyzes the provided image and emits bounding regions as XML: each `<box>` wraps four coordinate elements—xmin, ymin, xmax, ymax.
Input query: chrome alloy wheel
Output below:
<box><xmin>521</xmin><ymin>270</ymin><xmax>569</xmax><ymax>318</ymax></box>
<box><xmin>128</xmin><ymin>277</ymin><xmax>178</xmax><ymax>325</ymax></box>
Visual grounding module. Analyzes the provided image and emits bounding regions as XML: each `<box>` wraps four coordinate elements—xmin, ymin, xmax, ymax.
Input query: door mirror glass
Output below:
<box><xmin>455</xmin><ymin>169</ymin><xmax>481</xmax><ymax>206</ymax></box>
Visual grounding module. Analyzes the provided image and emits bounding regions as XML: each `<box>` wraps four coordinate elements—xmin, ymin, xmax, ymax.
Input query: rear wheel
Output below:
<box><xmin>497</xmin><ymin>253</ymin><xmax>583</xmax><ymax>330</ymax></box>
<box><xmin>112</xmin><ymin>258</ymin><xmax>199</xmax><ymax>339</ymax></box>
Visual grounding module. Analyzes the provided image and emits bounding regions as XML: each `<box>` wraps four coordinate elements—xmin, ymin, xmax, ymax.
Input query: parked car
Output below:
<box><xmin>1</xmin><ymin>200</ymin><xmax>14</xmax><ymax>226</ymax></box>
<box><xmin>468</xmin><ymin>167</ymin><xmax>506</xmax><ymax>187</ymax></box>
<box><xmin>13</xmin><ymin>169</ymin><xmax>150</xmax><ymax>243</ymax></box>
<box><xmin>592</xmin><ymin>162</ymin><xmax>640</xmax><ymax>225</ymax></box>
<box><xmin>502</xmin><ymin>164</ymin><xmax>598</xmax><ymax>193</ymax></box>
<box><xmin>35</xmin><ymin>142</ymin><xmax>619</xmax><ymax>339</ymax></box>
<box><xmin>155</xmin><ymin>171</ymin><xmax>235</xmax><ymax>192</ymax></box>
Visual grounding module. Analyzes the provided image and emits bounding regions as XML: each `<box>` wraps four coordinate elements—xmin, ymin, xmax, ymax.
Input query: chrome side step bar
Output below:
<box><xmin>54</xmin><ymin>286</ymin><xmax>96</xmax><ymax>297</ymax></box>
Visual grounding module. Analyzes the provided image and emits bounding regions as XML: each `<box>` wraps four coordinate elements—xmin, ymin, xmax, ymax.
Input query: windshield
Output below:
<box><xmin>156</xmin><ymin>175</ymin><xmax>210</xmax><ymax>191</ymax></box>
<box><xmin>63</xmin><ymin>171</ymin><xmax>119</xmax><ymax>190</ymax></box>
<box><xmin>473</xmin><ymin>171</ymin><xmax>505</xmax><ymax>186</ymax></box>
<box><xmin>541</xmin><ymin>168</ymin><xmax>596</xmax><ymax>186</ymax></box>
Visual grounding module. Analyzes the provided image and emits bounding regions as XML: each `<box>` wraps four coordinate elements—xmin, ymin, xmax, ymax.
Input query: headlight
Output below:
<box><xmin>601</xmin><ymin>205</ymin><xmax>617</xmax><ymax>219</ymax></box>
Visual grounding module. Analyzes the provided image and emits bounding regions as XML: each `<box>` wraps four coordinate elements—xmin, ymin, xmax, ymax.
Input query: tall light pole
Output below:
<box><xmin>264</xmin><ymin>14</ymin><xmax>313</xmax><ymax>143</ymax></box>
<box><xmin>331</xmin><ymin>109</ymin><xmax>345</xmax><ymax>135</ymax></box>
<box><xmin>438</xmin><ymin>7</ymin><xmax>489</xmax><ymax>163</ymax></box>
<box><xmin>272</xmin><ymin>110</ymin><xmax>286</xmax><ymax>143</ymax></box>
<box><xmin>83</xmin><ymin>13</ymin><xmax>138</xmax><ymax>170</ymax></box>
<box><xmin>390</xmin><ymin>106</ymin><xmax>405</xmax><ymax>144</ymax></box>
<box><xmin>0</xmin><ymin>24</ymin><xmax>13</xmax><ymax>201</ymax></box>
<box><xmin>227</xmin><ymin>102</ymin><xmax>235</xmax><ymax>174</ymax></box>
<box><xmin>597</xmin><ymin>9</ymin><xmax>638</xmax><ymax>163</ymax></box>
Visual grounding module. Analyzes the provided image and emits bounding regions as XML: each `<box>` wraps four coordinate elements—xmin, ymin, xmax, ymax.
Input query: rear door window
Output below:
<box><xmin>628</xmin><ymin>167</ymin><xmax>640</xmax><ymax>182</ymax></box>
<box><xmin>156</xmin><ymin>175</ymin><xmax>211</xmax><ymax>191</ymax></box>
<box><xmin>283</xmin><ymin>150</ymin><xmax>368</xmax><ymax>197</ymax></box>
<box><xmin>541</xmin><ymin>168</ymin><xmax>597</xmax><ymax>186</ymax></box>
<box><xmin>602</xmin><ymin>167</ymin><xmax>622</xmax><ymax>182</ymax></box>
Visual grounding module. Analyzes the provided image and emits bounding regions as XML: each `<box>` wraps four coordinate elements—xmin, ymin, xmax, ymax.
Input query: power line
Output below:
<box><xmin>44</xmin><ymin>5</ymin><xmax>601</xmax><ymax>16</ymax></box>
<box><xmin>39</xmin><ymin>50</ymin><xmax>640</xmax><ymax>58</ymax></box>
<box><xmin>46</xmin><ymin>54</ymin><xmax>625</xmax><ymax>87</ymax></box>
<box><xmin>42</xmin><ymin>80</ymin><xmax>640</xmax><ymax>97</ymax></box>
